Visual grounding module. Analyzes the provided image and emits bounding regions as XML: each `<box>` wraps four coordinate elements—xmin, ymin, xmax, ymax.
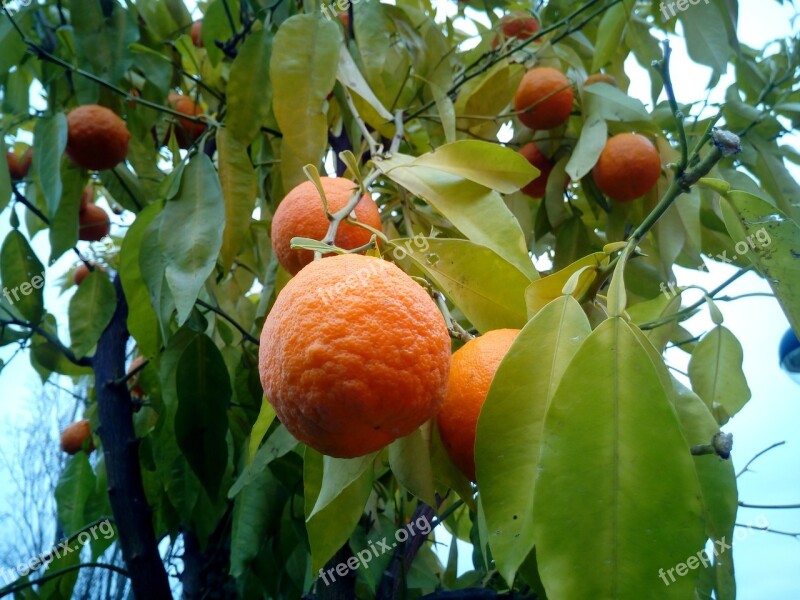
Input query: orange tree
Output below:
<box><xmin>0</xmin><ymin>1</ymin><xmax>798</xmax><ymax>598</ymax></box>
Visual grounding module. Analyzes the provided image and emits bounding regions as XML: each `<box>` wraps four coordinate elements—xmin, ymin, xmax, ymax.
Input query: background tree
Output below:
<box><xmin>0</xmin><ymin>0</ymin><xmax>798</xmax><ymax>599</ymax></box>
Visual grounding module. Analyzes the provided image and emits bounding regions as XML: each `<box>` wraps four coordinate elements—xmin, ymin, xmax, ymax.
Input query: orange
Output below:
<box><xmin>191</xmin><ymin>20</ymin><xmax>203</xmax><ymax>47</ymax></box>
<box><xmin>7</xmin><ymin>148</ymin><xmax>32</xmax><ymax>181</ymax></box>
<box><xmin>60</xmin><ymin>420</ymin><xmax>94</xmax><ymax>455</ymax></box>
<box><xmin>78</xmin><ymin>188</ymin><xmax>111</xmax><ymax>241</ymax></box>
<box><xmin>128</xmin><ymin>356</ymin><xmax>145</xmax><ymax>398</ymax></box>
<box><xmin>73</xmin><ymin>262</ymin><xmax>104</xmax><ymax>285</ymax></box>
<box><xmin>492</xmin><ymin>12</ymin><xmax>540</xmax><ymax>48</ymax></box>
<box><xmin>338</xmin><ymin>12</ymin><xmax>350</xmax><ymax>30</ymax></box>
<box><xmin>518</xmin><ymin>142</ymin><xmax>555</xmax><ymax>198</ymax></box>
<box><xmin>271</xmin><ymin>177</ymin><xmax>382</xmax><ymax>276</ymax></box>
<box><xmin>437</xmin><ymin>329</ymin><xmax>520</xmax><ymax>481</ymax></box>
<box><xmin>514</xmin><ymin>67</ymin><xmax>574</xmax><ymax>130</ymax></box>
<box><xmin>66</xmin><ymin>105</ymin><xmax>130</xmax><ymax>171</ymax></box>
<box><xmin>167</xmin><ymin>93</ymin><xmax>207</xmax><ymax>148</ymax></box>
<box><xmin>593</xmin><ymin>133</ymin><xmax>661</xmax><ymax>202</ymax></box>
<box><xmin>258</xmin><ymin>254</ymin><xmax>451</xmax><ymax>458</ymax></box>
<box><xmin>584</xmin><ymin>73</ymin><xmax>617</xmax><ymax>87</ymax></box>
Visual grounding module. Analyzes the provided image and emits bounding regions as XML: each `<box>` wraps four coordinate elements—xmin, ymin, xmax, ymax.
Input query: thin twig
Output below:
<box><xmin>736</xmin><ymin>441</ymin><xmax>787</xmax><ymax>478</ymax></box>
<box><xmin>738</xmin><ymin>502</ymin><xmax>800</xmax><ymax>510</ymax></box>
<box><xmin>736</xmin><ymin>523</ymin><xmax>800</xmax><ymax>540</ymax></box>
<box><xmin>656</xmin><ymin>40</ymin><xmax>688</xmax><ymax>172</ymax></box>
<box><xmin>196</xmin><ymin>299</ymin><xmax>260</xmax><ymax>345</ymax></box>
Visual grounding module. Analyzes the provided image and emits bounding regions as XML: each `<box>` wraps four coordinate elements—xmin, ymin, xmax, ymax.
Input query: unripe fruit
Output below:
<box><xmin>60</xmin><ymin>420</ymin><xmax>94</xmax><ymax>455</ymax></box>
<box><xmin>6</xmin><ymin>148</ymin><xmax>32</xmax><ymax>181</ymax></box>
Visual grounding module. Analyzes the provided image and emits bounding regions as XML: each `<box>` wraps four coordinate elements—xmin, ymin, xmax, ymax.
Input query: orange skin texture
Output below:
<box><xmin>167</xmin><ymin>93</ymin><xmax>207</xmax><ymax>148</ymax></box>
<box><xmin>514</xmin><ymin>67</ymin><xmax>574</xmax><ymax>130</ymax></box>
<box><xmin>271</xmin><ymin>177</ymin><xmax>382</xmax><ymax>276</ymax></box>
<box><xmin>7</xmin><ymin>148</ymin><xmax>32</xmax><ymax>181</ymax></box>
<box><xmin>518</xmin><ymin>142</ymin><xmax>555</xmax><ymax>198</ymax></box>
<box><xmin>191</xmin><ymin>21</ymin><xmax>203</xmax><ymax>47</ymax></box>
<box><xmin>60</xmin><ymin>419</ymin><xmax>94</xmax><ymax>455</ymax></box>
<box><xmin>129</xmin><ymin>355</ymin><xmax>145</xmax><ymax>398</ymax></box>
<box><xmin>593</xmin><ymin>133</ymin><xmax>661</xmax><ymax>202</ymax></box>
<box><xmin>584</xmin><ymin>73</ymin><xmax>617</xmax><ymax>87</ymax></box>
<box><xmin>79</xmin><ymin>201</ymin><xmax>111</xmax><ymax>242</ymax></box>
<box><xmin>258</xmin><ymin>254</ymin><xmax>451</xmax><ymax>458</ymax></box>
<box><xmin>437</xmin><ymin>329</ymin><xmax>520</xmax><ymax>481</ymax></box>
<box><xmin>492</xmin><ymin>12</ymin><xmax>540</xmax><ymax>48</ymax></box>
<box><xmin>66</xmin><ymin>105</ymin><xmax>130</xmax><ymax>171</ymax></box>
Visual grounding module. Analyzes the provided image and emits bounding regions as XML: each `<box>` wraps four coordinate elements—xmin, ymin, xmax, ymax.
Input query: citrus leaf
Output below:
<box><xmin>159</xmin><ymin>153</ymin><xmax>225</xmax><ymax>325</ymax></box>
<box><xmin>566</xmin><ymin>114</ymin><xmax>607</xmax><ymax>181</ymax></box>
<box><xmin>54</xmin><ymin>452</ymin><xmax>96</xmax><ymax>537</ymax></box>
<box><xmin>525</xmin><ymin>252</ymin><xmax>608</xmax><ymax>317</ymax></box>
<box><xmin>591</xmin><ymin>3</ymin><xmax>627</xmax><ymax>73</ymax></box>
<box><xmin>49</xmin><ymin>161</ymin><xmax>86</xmax><ymax>264</ymax></box>
<box><xmin>394</xmin><ymin>238</ymin><xmax>530</xmax><ymax>333</ymax></box>
<box><xmin>175</xmin><ymin>334</ymin><xmax>231</xmax><ymax>499</ymax></box>
<box><xmin>227</xmin><ymin>29</ymin><xmax>273</xmax><ymax>145</ymax></box>
<box><xmin>33</xmin><ymin>114</ymin><xmax>67</xmax><ymax>217</ymax></box>
<box><xmin>68</xmin><ymin>270</ymin><xmax>116</xmax><ymax>358</ymax></box>
<box><xmin>218</xmin><ymin>129</ymin><xmax>257</xmax><ymax>270</ymax></box>
<box><xmin>228</xmin><ymin>424</ymin><xmax>298</xmax><ymax>499</ymax></box>
<box><xmin>688</xmin><ymin>325</ymin><xmax>751</xmax><ymax>424</ymax></box>
<box><xmin>377</xmin><ymin>154</ymin><xmax>537</xmax><ymax>279</ymax></box>
<box><xmin>389</xmin><ymin>423</ymin><xmax>436</xmax><ymax>507</ymax></box>
<box><xmin>583</xmin><ymin>83</ymin><xmax>651</xmax><ymax>122</ymax></box>
<box><xmin>533</xmin><ymin>317</ymin><xmax>706</xmax><ymax>599</ymax></box>
<box><xmin>679</xmin><ymin>1</ymin><xmax>730</xmax><ymax>74</ymax></box>
<box><xmin>270</xmin><ymin>14</ymin><xmax>340</xmax><ymax>190</ymax></box>
<box><xmin>248</xmin><ymin>399</ymin><xmax>276</xmax><ymax>466</ymax></box>
<box><xmin>476</xmin><ymin>296</ymin><xmax>590</xmax><ymax>585</ymax></box>
<box><xmin>309</xmin><ymin>453</ymin><xmax>376</xmax><ymax>519</ymax></box>
<box><xmin>336</xmin><ymin>44</ymin><xmax>394</xmax><ymax>121</ymax></box>
<box><xmin>0</xmin><ymin>229</ymin><xmax>45</xmax><ymax>324</ymax></box>
<box><xmin>0</xmin><ymin>137</ymin><xmax>11</xmax><ymax>213</ymax></box>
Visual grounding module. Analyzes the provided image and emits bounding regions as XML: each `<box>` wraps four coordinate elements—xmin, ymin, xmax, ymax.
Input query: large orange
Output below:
<box><xmin>271</xmin><ymin>177</ymin><xmax>382</xmax><ymax>276</ymax></box>
<box><xmin>167</xmin><ymin>93</ymin><xmax>207</xmax><ymax>148</ymax></box>
<box><xmin>60</xmin><ymin>419</ymin><xmax>94</xmax><ymax>455</ymax></box>
<box><xmin>518</xmin><ymin>142</ymin><xmax>554</xmax><ymax>198</ymax></box>
<box><xmin>592</xmin><ymin>133</ymin><xmax>661</xmax><ymax>202</ymax></box>
<box><xmin>66</xmin><ymin>105</ymin><xmax>130</xmax><ymax>171</ymax></box>
<box><xmin>258</xmin><ymin>254</ymin><xmax>451</xmax><ymax>458</ymax></box>
<box><xmin>437</xmin><ymin>329</ymin><xmax>520</xmax><ymax>481</ymax></box>
<box><xmin>514</xmin><ymin>67</ymin><xmax>574</xmax><ymax>130</ymax></box>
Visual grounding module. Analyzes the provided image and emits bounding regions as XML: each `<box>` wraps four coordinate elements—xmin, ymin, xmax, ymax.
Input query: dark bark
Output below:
<box><xmin>95</xmin><ymin>276</ymin><xmax>172</xmax><ymax>599</ymax></box>
<box><xmin>376</xmin><ymin>502</ymin><xmax>436</xmax><ymax>600</ymax></box>
<box><xmin>181</xmin><ymin>522</ymin><xmax>236</xmax><ymax>599</ymax></box>
<box><xmin>317</xmin><ymin>545</ymin><xmax>358</xmax><ymax>600</ymax></box>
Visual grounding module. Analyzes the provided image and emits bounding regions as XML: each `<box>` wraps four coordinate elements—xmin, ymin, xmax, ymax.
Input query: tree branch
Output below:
<box><xmin>376</xmin><ymin>502</ymin><xmax>436</xmax><ymax>600</ymax></box>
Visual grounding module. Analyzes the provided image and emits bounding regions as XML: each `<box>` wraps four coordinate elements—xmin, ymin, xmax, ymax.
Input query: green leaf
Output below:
<box><xmin>248</xmin><ymin>399</ymin><xmax>276</xmax><ymax>465</ymax></box>
<box><xmin>534</xmin><ymin>318</ymin><xmax>705</xmax><ymax>599</ymax></box>
<box><xmin>337</xmin><ymin>44</ymin><xmax>394</xmax><ymax>122</ymax></box>
<box><xmin>388</xmin><ymin>424</ymin><xmax>436</xmax><ymax>507</ymax></box>
<box><xmin>0</xmin><ymin>137</ymin><xmax>11</xmax><ymax>213</ymax></box>
<box><xmin>68</xmin><ymin>270</ymin><xmax>116</xmax><ymax>358</ymax></box>
<box><xmin>566</xmin><ymin>114</ymin><xmax>607</xmax><ymax>181</ymax></box>
<box><xmin>376</xmin><ymin>154</ymin><xmax>537</xmax><ymax>279</ymax></box>
<box><xmin>69</xmin><ymin>0</ymin><xmax>138</xmax><ymax>85</ymax></box>
<box><xmin>120</xmin><ymin>202</ymin><xmax>162</xmax><ymax>357</ymax></box>
<box><xmin>33</xmin><ymin>114</ymin><xmax>68</xmax><ymax>218</ymax></box>
<box><xmin>525</xmin><ymin>252</ymin><xmax>608</xmax><ymax>317</ymax></box>
<box><xmin>720</xmin><ymin>191</ymin><xmax>800</xmax><ymax>335</ymax></box>
<box><xmin>175</xmin><ymin>334</ymin><xmax>232</xmax><ymax>498</ymax></box>
<box><xmin>309</xmin><ymin>453</ymin><xmax>376</xmax><ymax>518</ymax></box>
<box><xmin>591</xmin><ymin>4</ymin><xmax>628</xmax><ymax>72</ymax></box>
<box><xmin>304</xmin><ymin>447</ymin><xmax>374</xmax><ymax>573</ymax></box>
<box><xmin>476</xmin><ymin>296</ymin><xmax>591</xmax><ymax>584</ymax></box>
<box><xmin>227</xmin><ymin>29</ymin><xmax>274</xmax><ymax>145</ymax></box>
<box><xmin>628</xmin><ymin>291</ymin><xmax>683</xmax><ymax>353</ymax></box>
<box><xmin>583</xmin><ymin>84</ymin><xmax>651</xmax><ymax>122</ymax></box>
<box><xmin>410</xmin><ymin>141</ymin><xmax>540</xmax><ymax>194</ymax></box>
<box><xmin>270</xmin><ymin>14</ymin><xmax>340</xmax><ymax>190</ymax></box>
<box><xmin>393</xmin><ymin>238</ymin><xmax>530</xmax><ymax>333</ymax></box>
<box><xmin>54</xmin><ymin>452</ymin><xmax>96</xmax><ymax>536</ymax></box>
<box><xmin>0</xmin><ymin>229</ymin><xmax>45</xmax><ymax>324</ymax></box>
<box><xmin>159</xmin><ymin>153</ymin><xmax>225</xmax><ymax>325</ymax></box>
<box><xmin>679</xmin><ymin>1</ymin><xmax>730</xmax><ymax>74</ymax></box>
<box><xmin>688</xmin><ymin>325</ymin><xmax>751</xmax><ymax>424</ymax></box>
<box><xmin>218</xmin><ymin>129</ymin><xmax>257</xmax><ymax>270</ymax></box>
<box><xmin>49</xmin><ymin>162</ymin><xmax>86</xmax><ymax>264</ymax></box>
<box><xmin>229</xmin><ymin>424</ymin><xmax>298</xmax><ymax>499</ymax></box>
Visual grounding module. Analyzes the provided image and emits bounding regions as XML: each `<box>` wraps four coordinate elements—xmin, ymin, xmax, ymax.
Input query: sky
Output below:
<box><xmin>1</xmin><ymin>0</ymin><xmax>799</xmax><ymax>598</ymax></box>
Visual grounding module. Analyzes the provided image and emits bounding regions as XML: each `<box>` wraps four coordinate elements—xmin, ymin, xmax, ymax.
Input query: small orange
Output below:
<box><xmin>592</xmin><ymin>133</ymin><xmax>661</xmax><ymax>202</ymax></box>
<box><xmin>191</xmin><ymin>20</ymin><xmax>203</xmax><ymax>47</ymax></box>
<box><xmin>437</xmin><ymin>329</ymin><xmax>520</xmax><ymax>481</ymax></box>
<box><xmin>78</xmin><ymin>188</ymin><xmax>111</xmax><ymax>241</ymax></box>
<box><xmin>66</xmin><ymin>105</ymin><xmax>130</xmax><ymax>171</ymax></box>
<box><xmin>258</xmin><ymin>254</ymin><xmax>451</xmax><ymax>458</ymax></box>
<box><xmin>514</xmin><ymin>67</ymin><xmax>574</xmax><ymax>130</ymax></box>
<box><xmin>60</xmin><ymin>420</ymin><xmax>94</xmax><ymax>455</ymax></box>
<box><xmin>73</xmin><ymin>262</ymin><xmax>105</xmax><ymax>285</ymax></box>
<box><xmin>166</xmin><ymin>93</ymin><xmax>207</xmax><ymax>148</ymax></box>
<box><xmin>584</xmin><ymin>73</ymin><xmax>617</xmax><ymax>87</ymax></box>
<box><xmin>7</xmin><ymin>148</ymin><xmax>32</xmax><ymax>181</ymax></box>
<box><xmin>518</xmin><ymin>142</ymin><xmax>555</xmax><ymax>198</ymax></box>
<box><xmin>271</xmin><ymin>177</ymin><xmax>382</xmax><ymax>276</ymax></box>
<box><xmin>492</xmin><ymin>12</ymin><xmax>540</xmax><ymax>48</ymax></box>
<box><xmin>338</xmin><ymin>12</ymin><xmax>350</xmax><ymax>30</ymax></box>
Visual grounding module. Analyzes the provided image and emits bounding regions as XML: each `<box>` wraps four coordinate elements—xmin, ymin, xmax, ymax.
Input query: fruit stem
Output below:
<box><xmin>434</xmin><ymin>291</ymin><xmax>475</xmax><ymax>342</ymax></box>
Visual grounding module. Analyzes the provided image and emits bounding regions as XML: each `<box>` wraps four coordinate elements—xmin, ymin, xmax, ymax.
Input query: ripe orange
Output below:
<box><xmin>258</xmin><ymin>254</ymin><xmax>451</xmax><ymax>458</ymax></box>
<box><xmin>492</xmin><ymin>12</ymin><xmax>540</xmax><ymax>48</ymax></box>
<box><xmin>593</xmin><ymin>133</ymin><xmax>661</xmax><ymax>202</ymax></box>
<box><xmin>128</xmin><ymin>356</ymin><xmax>145</xmax><ymax>398</ymax></box>
<box><xmin>167</xmin><ymin>93</ymin><xmax>207</xmax><ymax>148</ymax></box>
<box><xmin>584</xmin><ymin>73</ymin><xmax>617</xmax><ymax>87</ymax></box>
<box><xmin>7</xmin><ymin>148</ymin><xmax>32</xmax><ymax>181</ymax></box>
<box><xmin>190</xmin><ymin>20</ymin><xmax>203</xmax><ymax>47</ymax></box>
<box><xmin>518</xmin><ymin>142</ymin><xmax>555</xmax><ymax>198</ymax></box>
<box><xmin>78</xmin><ymin>188</ymin><xmax>111</xmax><ymax>241</ymax></box>
<box><xmin>60</xmin><ymin>420</ymin><xmax>94</xmax><ymax>455</ymax></box>
<box><xmin>271</xmin><ymin>177</ymin><xmax>382</xmax><ymax>276</ymax></box>
<box><xmin>514</xmin><ymin>67</ymin><xmax>574</xmax><ymax>130</ymax></box>
<box><xmin>66</xmin><ymin>105</ymin><xmax>130</xmax><ymax>171</ymax></box>
<box><xmin>437</xmin><ymin>329</ymin><xmax>520</xmax><ymax>481</ymax></box>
